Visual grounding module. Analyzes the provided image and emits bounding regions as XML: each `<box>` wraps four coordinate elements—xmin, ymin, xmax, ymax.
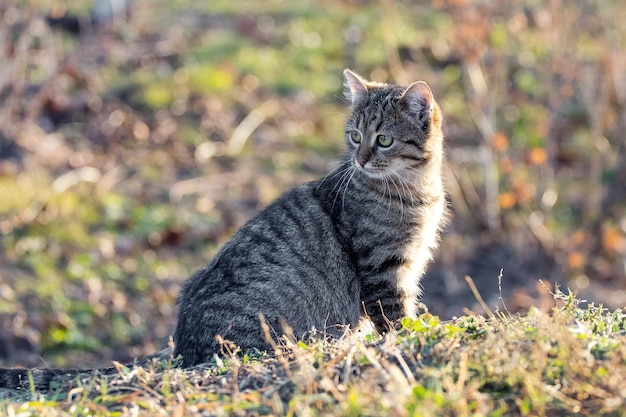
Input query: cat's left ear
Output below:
<box><xmin>343</xmin><ymin>69</ymin><xmax>369</xmax><ymax>105</ymax></box>
<box><xmin>400</xmin><ymin>81</ymin><xmax>433</xmax><ymax>126</ymax></box>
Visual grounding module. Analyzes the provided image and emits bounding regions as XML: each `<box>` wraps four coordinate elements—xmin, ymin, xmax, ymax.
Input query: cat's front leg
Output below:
<box><xmin>362</xmin><ymin>288</ymin><xmax>417</xmax><ymax>333</ymax></box>
<box><xmin>360</xmin><ymin>264</ymin><xmax>421</xmax><ymax>333</ymax></box>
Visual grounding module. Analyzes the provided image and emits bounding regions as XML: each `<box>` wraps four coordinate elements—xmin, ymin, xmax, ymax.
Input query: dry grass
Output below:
<box><xmin>2</xmin><ymin>289</ymin><xmax>625</xmax><ymax>416</ymax></box>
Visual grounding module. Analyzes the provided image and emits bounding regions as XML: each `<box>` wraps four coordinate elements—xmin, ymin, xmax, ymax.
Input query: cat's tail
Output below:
<box><xmin>0</xmin><ymin>367</ymin><xmax>113</xmax><ymax>392</ymax></box>
<box><xmin>0</xmin><ymin>347</ymin><xmax>174</xmax><ymax>394</ymax></box>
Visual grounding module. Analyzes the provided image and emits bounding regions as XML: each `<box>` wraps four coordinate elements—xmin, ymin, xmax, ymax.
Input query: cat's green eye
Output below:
<box><xmin>349</xmin><ymin>130</ymin><xmax>362</xmax><ymax>144</ymax></box>
<box><xmin>377</xmin><ymin>134</ymin><xmax>393</xmax><ymax>147</ymax></box>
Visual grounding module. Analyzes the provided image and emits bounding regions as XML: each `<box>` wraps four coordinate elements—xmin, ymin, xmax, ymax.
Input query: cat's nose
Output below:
<box><xmin>356</xmin><ymin>156</ymin><xmax>368</xmax><ymax>167</ymax></box>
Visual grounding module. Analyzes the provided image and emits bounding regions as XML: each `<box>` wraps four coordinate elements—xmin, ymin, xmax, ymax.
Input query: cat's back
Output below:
<box><xmin>193</xmin><ymin>181</ymin><xmax>346</xmax><ymax>287</ymax></box>
<box><xmin>174</xmin><ymin>181</ymin><xmax>361</xmax><ymax>364</ymax></box>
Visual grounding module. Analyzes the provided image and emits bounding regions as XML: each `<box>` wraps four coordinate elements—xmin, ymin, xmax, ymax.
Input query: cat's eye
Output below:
<box><xmin>348</xmin><ymin>130</ymin><xmax>362</xmax><ymax>144</ymax></box>
<box><xmin>377</xmin><ymin>134</ymin><xmax>393</xmax><ymax>147</ymax></box>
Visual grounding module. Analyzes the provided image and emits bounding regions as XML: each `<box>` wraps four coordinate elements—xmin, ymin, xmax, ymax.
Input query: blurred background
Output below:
<box><xmin>1</xmin><ymin>0</ymin><xmax>625</xmax><ymax>368</ymax></box>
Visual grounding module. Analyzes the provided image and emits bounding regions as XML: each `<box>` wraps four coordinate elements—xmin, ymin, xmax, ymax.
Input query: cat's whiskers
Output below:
<box><xmin>395</xmin><ymin>168</ymin><xmax>416</xmax><ymax>217</ymax></box>
<box><xmin>325</xmin><ymin>164</ymin><xmax>353</xmax><ymax>195</ymax></box>
<box><xmin>317</xmin><ymin>156</ymin><xmax>351</xmax><ymax>191</ymax></box>
<box><xmin>383</xmin><ymin>169</ymin><xmax>404</xmax><ymax>219</ymax></box>
<box><xmin>398</xmin><ymin>171</ymin><xmax>419</xmax><ymax>202</ymax></box>
<box><xmin>372</xmin><ymin>167</ymin><xmax>391</xmax><ymax>213</ymax></box>
<box><xmin>385</xmin><ymin>173</ymin><xmax>396</xmax><ymax>214</ymax></box>
<box><xmin>387</xmin><ymin>166</ymin><xmax>412</xmax><ymax>197</ymax></box>
<box><xmin>331</xmin><ymin>164</ymin><xmax>356</xmax><ymax>211</ymax></box>
<box><xmin>394</xmin><ymin>164</ymin><xmax>443</xmax><ymax>205</ymax></box>
<box><xmin>340</xmin><ymin>168</ymin><xmax>358</xmax><ymax>209</ymax></box>
<box><xmin>330</xmin><ymin>169</ymin><xmax>350</xmax><ymax>210</ymax></box>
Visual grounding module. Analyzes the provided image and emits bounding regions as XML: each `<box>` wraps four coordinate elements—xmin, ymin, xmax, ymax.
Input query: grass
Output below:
<box><xmin>2</xmin><ymin>288</ymin><xmax>625</xmax><ymax>416</ymax></box>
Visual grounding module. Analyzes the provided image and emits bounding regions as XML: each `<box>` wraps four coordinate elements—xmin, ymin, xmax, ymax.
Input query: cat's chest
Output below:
<box><xmin>405</xmin><ymin>198</ymin><xmax>445</xmax><ymax>255</ymax></box>
<box><xmin>396</xmin><ymin>199</ymin><xmax>446</xmax><ymax>291</ymax></box>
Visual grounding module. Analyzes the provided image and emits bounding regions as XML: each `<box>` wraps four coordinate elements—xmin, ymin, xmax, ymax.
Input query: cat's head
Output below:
<box><xmin>342</xmin><ymin>69</ymin><xmax>443</xmax><ymax>181</ymax></box>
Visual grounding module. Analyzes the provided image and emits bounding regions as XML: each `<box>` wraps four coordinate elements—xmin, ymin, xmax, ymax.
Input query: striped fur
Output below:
<box><xmin>0</xmin><ymin>70</ymin><xmax>447</xmax><ymax>394</ymax></box>
<box><xmin>174</xmin><ymin>70</ymin><xmax>446</xmax><ymax>365</ymax></box>
<box><xmin>0</xmin><ymin>349</ymin><xmax>171</xmax><ymax>397</ymax></box>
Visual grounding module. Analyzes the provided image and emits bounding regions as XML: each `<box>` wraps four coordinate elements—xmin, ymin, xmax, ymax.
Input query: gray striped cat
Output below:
<box><xmin>174</xmin><ymin>69</ymin><xmax>446</xmax><ymax>366</ymax></box>
<box><xmin>0</xmin><ymin>70</ymin><xmax>446</xmax><ymax>394</ymax></box>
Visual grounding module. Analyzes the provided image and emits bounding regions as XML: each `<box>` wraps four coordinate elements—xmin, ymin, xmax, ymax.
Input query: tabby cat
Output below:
<box><xmin>174</xmin><ymin>69</ymin><xmax>446</xmax><ymax>365</ymax></box>
<box><xmin>0</xmin><ymin>69</ymin><xmax>446</xmax><ymax>393</ymax></box>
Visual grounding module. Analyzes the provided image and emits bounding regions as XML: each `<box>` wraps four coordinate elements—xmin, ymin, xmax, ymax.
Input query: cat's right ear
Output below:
<box><xmin>343</xmin><ymin>69</ymin><xmax>368</xmax><ymax>105</ymax></box>
<box><xmin>400</xmin><ymin>81</ymin><xmax>434</xmax><ymax>127</ymax></box>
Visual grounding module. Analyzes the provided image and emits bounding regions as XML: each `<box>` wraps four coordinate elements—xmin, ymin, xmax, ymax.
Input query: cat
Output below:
<box><xmin>173</xmin><ymin>69</ymin><xmax>446</xmax><ymax>365</ymax></box>
<box><xmin>0</xmin><ymin>69</ymin><xmax>446</xmax><ymax>394</ymax></box>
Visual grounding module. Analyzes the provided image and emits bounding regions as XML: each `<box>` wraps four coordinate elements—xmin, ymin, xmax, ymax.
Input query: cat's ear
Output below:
<box><xmin>400</xmin><ymin>81</ymin><xmax>433</xmax><ymax>126</ymax></box>
<box><xmin>343</xmin><ymin>69</ymin><xmax>369</xmax><ymax>104</ymax></box>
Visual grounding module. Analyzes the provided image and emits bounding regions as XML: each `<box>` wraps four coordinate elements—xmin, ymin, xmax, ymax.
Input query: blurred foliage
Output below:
<box><xmin>1</xmin><ymin>0</ymin><xmax>626</xmax><ymax>368</ymax></box>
